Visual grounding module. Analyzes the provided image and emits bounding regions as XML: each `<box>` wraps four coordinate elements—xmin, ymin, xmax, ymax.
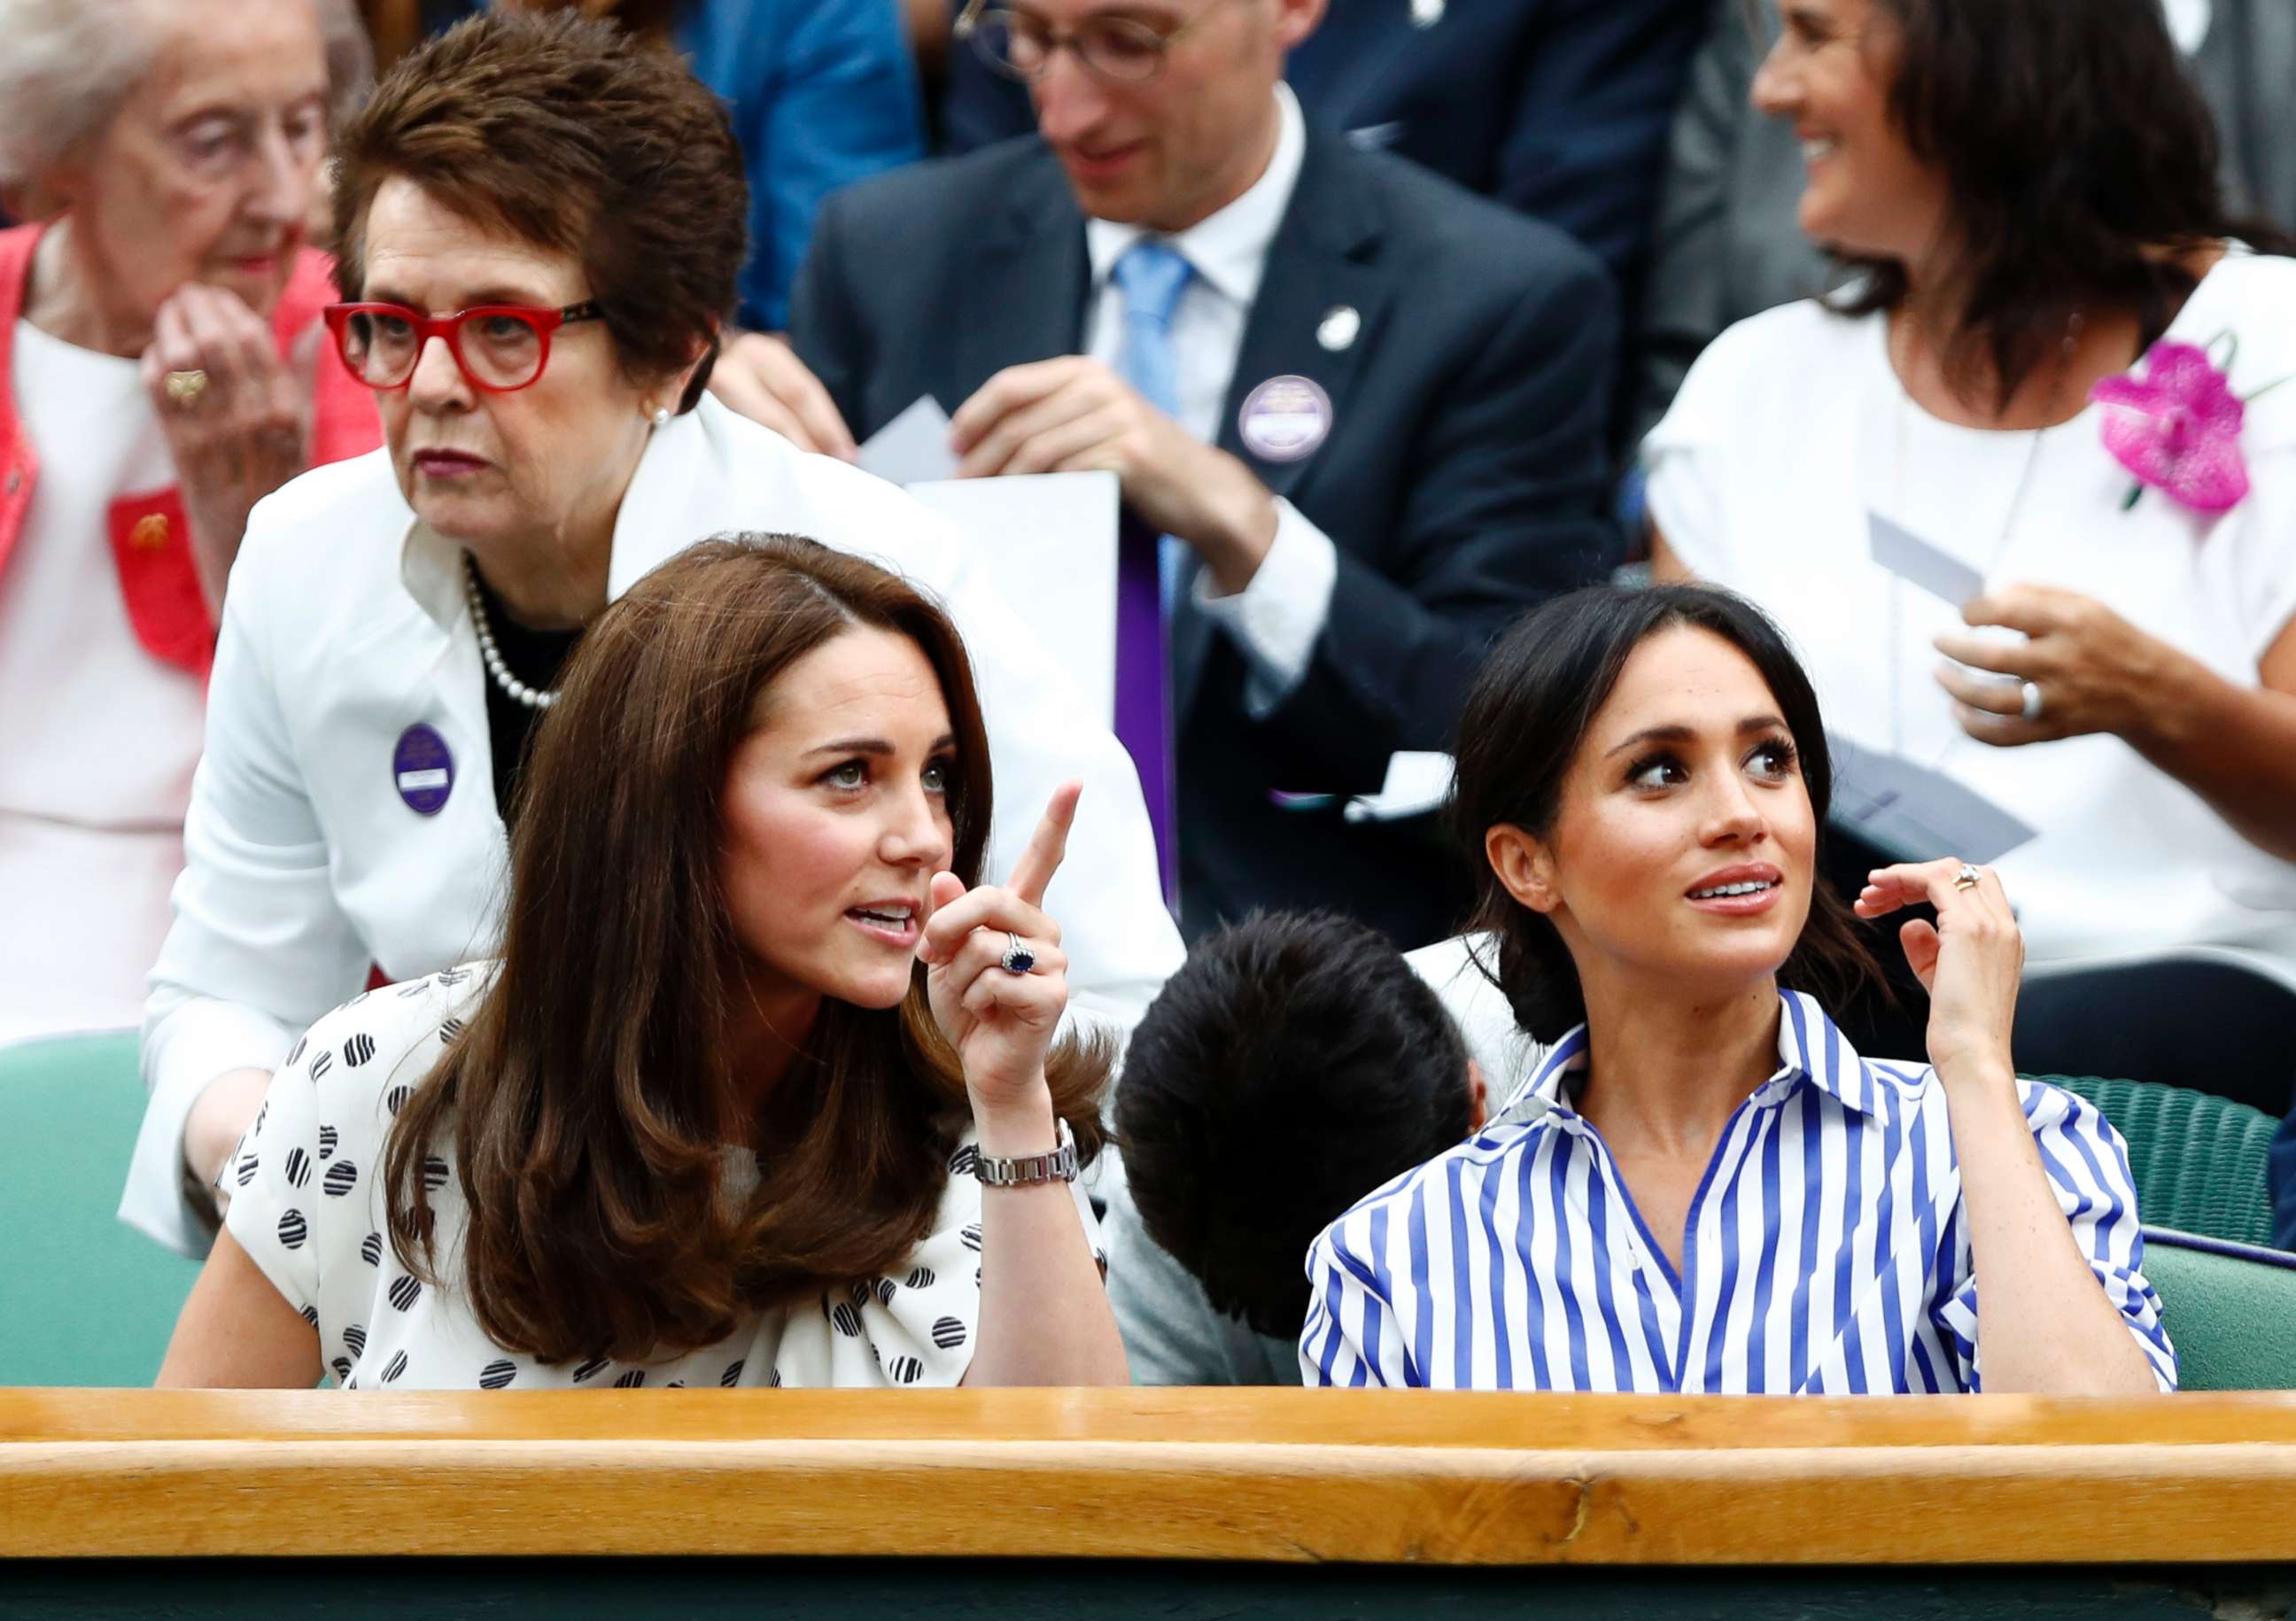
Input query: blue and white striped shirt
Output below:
<box><xmin>1301</xmin><ymin>992</ymin><xmax>2176</xmax><ymax>1393</ymax></box>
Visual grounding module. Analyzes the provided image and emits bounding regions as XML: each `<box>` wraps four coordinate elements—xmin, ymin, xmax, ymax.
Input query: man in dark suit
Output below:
<box><xmin>774</xmin><ymin>0</ymin><xmax>1619</xmax><ymax>948</ymax></box>
<box><xmin>934</xmin><ymin>0</ymin><xmax>1706</xmax><ymax>301</ymax></box>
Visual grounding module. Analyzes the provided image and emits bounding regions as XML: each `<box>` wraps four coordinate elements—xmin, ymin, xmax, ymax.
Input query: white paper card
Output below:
<box><xmin>904</xmin><ymin>471</ymin><xmax>1122</xmax><ymax>724</ymax></box>
<box><xmin>1344</xmin><ymin>751</ymin><xmax>1456</xmax><ymax>824</ymax></box>
<box><xmin>1828</xmin><ymin>733</ymin><xmax>2037</xmax><ymax>865</ymax></box>
<box><xmin>1867</xmin><ymin>510</ymin><xmax>1983</xmax><ymax>608</ymax></box>
<box><xmin>857</xmin><ymin>396</ymin><xmax>959</xmax><ymax>485</ymax></box>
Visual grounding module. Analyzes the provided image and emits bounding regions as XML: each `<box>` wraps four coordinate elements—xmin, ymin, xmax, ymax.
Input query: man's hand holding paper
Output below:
<box><xmin>949</xmin><ymin>357</ymin><xmax>1281</xmax><ymax>595</ymax></box>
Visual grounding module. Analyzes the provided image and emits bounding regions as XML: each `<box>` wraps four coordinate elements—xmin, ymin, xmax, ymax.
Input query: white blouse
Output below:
<box><xmin>224</xmin><ymin>966</ymin><xmax>1102</xmax><ymax>1391</ymax></box>
<box><xmin>0</xmin><ymin>321</ymin><xmax>203</xmax><ymax>1045</ymax></box>
<box><xmin>1645</xmin><ymin>252</ymin><xmax>2296</xmax><ymax>985</ymax></box>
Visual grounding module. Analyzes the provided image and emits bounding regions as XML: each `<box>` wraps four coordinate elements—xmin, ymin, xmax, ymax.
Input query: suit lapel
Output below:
<box><xmin>1176</xmin><ymin>133</ymin><xmax>1389</xmax><ymax>725</ymax></box>
<box><xmin>959</xmin><ymin>154</ymin><xmax>1091</xmax><ymax>399</ymax></box>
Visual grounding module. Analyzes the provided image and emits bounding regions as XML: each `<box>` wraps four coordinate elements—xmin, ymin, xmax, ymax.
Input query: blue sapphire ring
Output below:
<box><xmin>999</xmin><ymin>932</ymin><xmax>1037</xmax><ymax>975</ymax></box>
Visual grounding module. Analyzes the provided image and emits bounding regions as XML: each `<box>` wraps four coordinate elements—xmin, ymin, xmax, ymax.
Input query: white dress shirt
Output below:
<box><xmin>123</xmin><ymin>394</ymin><xmax>1183</xmax><ymax>1255</ymax></box>
<box><xmin>1306</xmin><ymin>992</ymin><xmax>2176</xmax><ymax>1392</ymax></box>
<box><xmin>1082</xmin><ymin>84</ymin><xmax>1338</xmax><ymax>711</ymax></box>
<box><xmin>0</xmin><ymin>322</ymin><xmax>203</xmax><ymax>1046</ymax></box>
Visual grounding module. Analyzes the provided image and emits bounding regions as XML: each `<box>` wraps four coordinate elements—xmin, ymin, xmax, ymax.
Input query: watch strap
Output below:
<box><xmin>971</xmin><ymin>1118</ymin><xmax>1079</xmax><ymax>1187</ymax></box>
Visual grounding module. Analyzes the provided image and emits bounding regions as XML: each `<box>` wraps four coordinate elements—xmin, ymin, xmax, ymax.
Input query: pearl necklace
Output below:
<box><xmin>462</xmin><ymin>553</ymin><xmax>558</xmax><ymax>710</ymax></box>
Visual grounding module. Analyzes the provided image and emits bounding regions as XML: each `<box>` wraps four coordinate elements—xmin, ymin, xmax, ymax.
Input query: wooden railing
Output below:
<box><xmin>7</xmin><ymin>1388</ymin><xmax>2296</xmax><ymax>1563</ymax></box>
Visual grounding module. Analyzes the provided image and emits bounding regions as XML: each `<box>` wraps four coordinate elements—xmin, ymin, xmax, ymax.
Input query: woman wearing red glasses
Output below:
<box><xmin>0</xmin><ymin>0</ymin><xmax>381</xmax><ymax>1051</ymax></box>
<box><xmin>120</xmin><ymin>8</ymin><xmax>1181</xmax><ymax>1258</ymax></box>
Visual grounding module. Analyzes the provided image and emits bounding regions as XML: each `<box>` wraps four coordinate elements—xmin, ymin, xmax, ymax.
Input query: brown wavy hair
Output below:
<box><xmin>328</xmin><ymin>8</ymin><xmax>744</xmax><ymax>413</ymax></box>
<box><xmin>383</xmin><ymin>536</ymin><xmax>1111</xmax><ymax>1367</ymax></box>
<box><xmin>1451</xmin><ymin>585</ymin><xmax>1883</xmax><ymax>1044</ymax></box>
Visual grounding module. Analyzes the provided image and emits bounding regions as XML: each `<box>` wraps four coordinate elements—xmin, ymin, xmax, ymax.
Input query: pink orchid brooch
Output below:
<box><xmin>2090</xmin><ymin>335</ymin><xmax>2288</xmax><ymax>516</ymax></box>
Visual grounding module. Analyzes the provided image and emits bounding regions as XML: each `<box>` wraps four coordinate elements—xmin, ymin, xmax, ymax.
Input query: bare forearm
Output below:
<box><xmin>182</xmin><ymin>497</ymin><xmax>254</xmax><ymax>619</ymax></box>
<box><xmin>1945</xmin><ymin>1071</ymin><xmax>2159</xmax><ymax>1395</ymax></box>
<box><xmin>2121</xmin><ymin>651</ymin><xmax>2296</xmax><ymax>863</ymax></box>
<box><xmin>963</xmin><ymin>1089</ymin><xmax>1129</xmax><ymax>1387</ymax></box>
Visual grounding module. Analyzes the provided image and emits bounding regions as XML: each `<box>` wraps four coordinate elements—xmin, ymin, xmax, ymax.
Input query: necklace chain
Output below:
<box><xmin>1884</xmin><ymin>308</ymin><xmax>2083</xmax><ymax>762</ymax></box>
<box><xmin>462</xmin><ymin>553</ymin><xmax>559</xmax><ymax>710</ymax></box>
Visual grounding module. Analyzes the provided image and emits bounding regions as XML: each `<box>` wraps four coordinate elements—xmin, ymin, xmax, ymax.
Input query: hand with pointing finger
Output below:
<box><xmin>919</xmin><ymin>780</ymin><xmax>1081</xmax><ymax>1115</ymax></box>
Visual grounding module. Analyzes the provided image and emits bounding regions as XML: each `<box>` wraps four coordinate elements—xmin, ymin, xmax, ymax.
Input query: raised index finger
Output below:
<box><xmin>1005</xmin><ymin>780</ymin><xmax>1082</xmax><ymax>909</ymax></box>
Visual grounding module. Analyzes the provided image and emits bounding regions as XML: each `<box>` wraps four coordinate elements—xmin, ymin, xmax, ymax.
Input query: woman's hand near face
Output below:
<box><xmin>919</xmin><ymin>781</ymin><xmax>1082</xmax><ymax>1121</ymax></box>
<box><xmin>140</xmin><ymin>282</ymin><xmax>311</xmax><ymax>614</ymax></box>
<box><xmin>1855</xmin><ymin>858</ymin><xmax>2024</xmax><ymax>1085</ymax></box>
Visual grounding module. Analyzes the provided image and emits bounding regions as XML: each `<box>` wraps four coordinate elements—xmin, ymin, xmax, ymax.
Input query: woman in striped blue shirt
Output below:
<box><xmin>1303</xmin><ymin>586</ymin><xmax>2175</xmax><ymax>1394</ymax></box>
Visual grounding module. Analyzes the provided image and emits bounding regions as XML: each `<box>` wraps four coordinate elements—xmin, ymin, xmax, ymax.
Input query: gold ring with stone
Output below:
<box><xmin>163</xmin><ymin>368</ymin><xmax>211</xmax><ymax>407</ymax></box>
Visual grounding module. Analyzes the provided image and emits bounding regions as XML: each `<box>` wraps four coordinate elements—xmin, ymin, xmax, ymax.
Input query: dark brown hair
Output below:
<box><xmin>495</xmin><ymin>0</ymin><xmax>687</xmax><ymax>43</ymax></box>
<box><xmin>328</xmin><ymin>8</ymin><xmax>745</xmax><ymax>413</ymax></box>
<box><xmin>383</xmin><ymin>536</ymin><xmax>1111</xmax><ymax>1367</ymax></box>
<box><xmin>1823</xmin><ymin>0</ymin><xmax>2296</xmax><ymax>409</ymax></box>
<box><xmin>1451</xmin><ymin>585</ymin><xmax>1882</xmax><ymax>1044</ymax></box>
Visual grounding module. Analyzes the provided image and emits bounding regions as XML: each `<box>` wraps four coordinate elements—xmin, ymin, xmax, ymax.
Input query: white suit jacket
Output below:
<box><xmin>122</xmin><ymin>395</ymin><xmax>1183</xmax><ymax>1254</ymax></box>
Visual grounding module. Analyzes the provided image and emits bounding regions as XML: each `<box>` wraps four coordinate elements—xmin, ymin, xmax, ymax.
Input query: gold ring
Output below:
<box><xmin>163</xmin><ymin>368</ymin><xmax>211</xmax><ymax>407</ymax></box>
<box><xmin>1953</xmin><ymin>863</ymin><xmax>1983</xmax><ymax>892</ymax></box>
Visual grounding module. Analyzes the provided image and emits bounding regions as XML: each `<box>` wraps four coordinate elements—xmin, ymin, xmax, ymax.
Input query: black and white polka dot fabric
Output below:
<box><xmin>224</xmin><ymin>965</ymin><xmax>1098</xmax><ymax>1392</ymax></box>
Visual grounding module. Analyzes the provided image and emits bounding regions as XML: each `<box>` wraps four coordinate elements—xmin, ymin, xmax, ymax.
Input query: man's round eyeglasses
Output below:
<box><xmin>956</xmin><ymin>1</ymin><xmax>1223</xmax><ymax>84</ymax></box>
<box><xmin>322</xmin><ymin>301</ymin><xmax>604</xmax><ymax>394</ymax></box>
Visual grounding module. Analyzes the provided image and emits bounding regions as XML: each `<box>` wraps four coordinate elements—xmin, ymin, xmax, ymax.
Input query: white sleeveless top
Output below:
<box><xmin>224</xmin><ymin>966</ymin><xmax>1101</xmax><ymax>1390</ymax></box>
<box><xmin>1644</xmin><ymin>252</ymin><xmax>2296</xmax><ymax>986</ymax></box>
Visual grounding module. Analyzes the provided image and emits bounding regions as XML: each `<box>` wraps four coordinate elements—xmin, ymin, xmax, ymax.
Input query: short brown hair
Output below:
<box><xmin>329</xmin><ymin>9</ymin><xmax>745</xmax><ymax>412</ymax></box>
<box><xmin>382</xmin><ymin>536</ymin><xmax>1112</xmax><ymax>1367</ymax></box>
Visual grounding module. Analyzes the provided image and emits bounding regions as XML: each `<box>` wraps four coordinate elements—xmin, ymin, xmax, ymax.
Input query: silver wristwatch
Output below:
<box><xmin>971</xmin><ymin>1119</ymin><xmax>1078</xmax><ymax>1187</ymax></box>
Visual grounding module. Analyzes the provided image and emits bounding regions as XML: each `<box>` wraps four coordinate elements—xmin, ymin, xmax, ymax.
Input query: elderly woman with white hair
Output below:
<box><xmin>0</xmin><ymin>0</ymin><xmax>381</xmax><ymax>1046</ymax></box>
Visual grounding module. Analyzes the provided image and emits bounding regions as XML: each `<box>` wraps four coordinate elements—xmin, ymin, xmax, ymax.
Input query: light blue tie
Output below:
<box><xmin>1107</xmin><ymin>239</ymin><xmax>1194</xmax><ymax>911</ymax></box>
<box><xmin>1113</xmin><ymin>239</ymin><xmax>1193</xmax><ymax>415</ymax></box>
<box><xmin>1111</xmin><ymin>241</ymin><xmax>1196</xmax><ymax>605</ymax></box>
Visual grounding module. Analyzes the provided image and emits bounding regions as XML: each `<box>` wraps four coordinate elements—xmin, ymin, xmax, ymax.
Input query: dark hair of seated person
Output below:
<box><xmin>1452</xmin><ymin>584</ymin><xmax>1885</xmax><ymax>1045</ymax></box>
<box><xmin>1818</xmin><ymin>0</ymin><xmax>2296</xmax><ymax>409</ymax></box>
<box><xmin>329</xmin><ymin>7</ymin><xmax>747</xmax><ymax>414</ymax></box>
<box><xmin>380</xmin><ymin>536</ymin><xmax>1110</xmax><ymax>1367</ymax></box>
<box><xmin>1115</xmin><ymin>911</ymin><xmax>1473</xmax><ymax>1340</ymax></box>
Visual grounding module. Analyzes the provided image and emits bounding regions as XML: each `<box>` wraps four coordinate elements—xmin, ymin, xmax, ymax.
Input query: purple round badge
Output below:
<box><xmin>1237</xmin><ymin>375</ymin><xmax>1333</xmax><ymax>464</ymax></box>
<box><xmin>392</xmin><ymin>724</ymin><xmax>455</xmax><ymax>817</ymax></box>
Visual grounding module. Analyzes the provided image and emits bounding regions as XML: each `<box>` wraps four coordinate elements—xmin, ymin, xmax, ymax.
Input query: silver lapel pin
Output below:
<box><xmin>1317</xmin><ymin>305</ymin><xmax>1362</xmax><ymax>353</ymax></box>
<box><xmin>1411</xmin><ymin>0</ymin><xmax>1444</xmax><ymax>27</ymax></box>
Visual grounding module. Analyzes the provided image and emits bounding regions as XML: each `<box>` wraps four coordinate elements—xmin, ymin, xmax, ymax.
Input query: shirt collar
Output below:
<box><xmin>1084</xmin><ymin>81</ymin><xmax>1306</xmax><ymax>311</ymax></box>
<box><xmin>1489</xmin><ymin>989</ymin><xmax>1887</xmax><ymax>1133</ymax></box>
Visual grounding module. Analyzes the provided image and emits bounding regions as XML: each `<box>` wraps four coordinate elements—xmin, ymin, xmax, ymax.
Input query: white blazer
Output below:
<box><xmin>122</xmin><ymin>395</ymin><xmax>1184</xmax><ymax>1255</ymax></box>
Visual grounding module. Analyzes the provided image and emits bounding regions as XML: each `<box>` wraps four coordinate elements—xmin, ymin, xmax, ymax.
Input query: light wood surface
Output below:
<box><xmin>6</xmin><ymin>1389</ymin><xmax>2296</xmax><ymax>1563</ymax></box>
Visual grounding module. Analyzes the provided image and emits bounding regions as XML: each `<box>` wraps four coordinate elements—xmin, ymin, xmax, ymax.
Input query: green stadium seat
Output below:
<box><xmin>2141</xmin><ymin>1229</ymin><xmax>2296</xmax><ymax>1391</ymax></box>
<box><xmin>0</xmin><ymin>1032</ymin><xmax>201</xmax><ymax>1387</ymax></box>
<box><xmin>2042</xmin><ymin>1074</ymin><xmax>2277</xmax><ymax>1248</ymax></box>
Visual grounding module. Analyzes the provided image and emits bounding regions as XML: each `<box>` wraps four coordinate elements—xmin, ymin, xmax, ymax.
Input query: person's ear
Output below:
<box><xmin>668</xmin><ymin>324</ymin><xmax>719</xmax><ymax>415</ymax></box>
<box><xmin>1484</xmin><ymin>823</ymin><xmax>1561</xmax><ymax>916</ymax></box>
<box><xmin>1275</xmin><ymin>0</ymin><xmax>1327</xmax><ymax>52</ymax></box>
<box><xmin>1464</xmin><ymin>1057</ymin><xmax>1488</xmax><ymax>1133</ymax></box>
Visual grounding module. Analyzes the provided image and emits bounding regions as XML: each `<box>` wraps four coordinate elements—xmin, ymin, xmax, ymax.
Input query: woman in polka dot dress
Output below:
<box><xmin>158</xmin><ymin>535</ymin><xmax>1127</xmax><ymax>1391</ymax></box>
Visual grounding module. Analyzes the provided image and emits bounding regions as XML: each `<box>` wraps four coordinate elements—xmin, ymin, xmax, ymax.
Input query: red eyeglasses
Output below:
<box><xmin>322</xmin><ymin>300</ymin><xmax>605</xmax><ymax>393</ymax></box>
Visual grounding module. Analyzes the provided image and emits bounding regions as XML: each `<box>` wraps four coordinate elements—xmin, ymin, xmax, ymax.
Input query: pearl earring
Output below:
<box><xmin>650</xmin><ymin>407</ymin><xmax>671</xmax><ymax>428</ymax></box>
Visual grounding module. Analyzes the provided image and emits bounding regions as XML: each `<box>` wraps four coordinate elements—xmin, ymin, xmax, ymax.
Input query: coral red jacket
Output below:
<box><xmin>0</xmin><ymin>224</ymin><xmax>382</xmax><ymax>680</ymax></box>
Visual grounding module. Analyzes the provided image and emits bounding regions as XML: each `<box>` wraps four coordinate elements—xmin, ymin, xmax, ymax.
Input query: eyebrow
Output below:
<box><xmin>360</xmin><ymin>283</ymin><xmax>562</xmax><ymax>311</ymax></box>
<box><xmin>1603</xmin><ymin>715</ymin><xmax>1789</xmax><ymax>759</ymax></box>
<box><xmin>804</xmin><ymin>733</ymin><xmax>959</xmax><ymax>757</ymax></box>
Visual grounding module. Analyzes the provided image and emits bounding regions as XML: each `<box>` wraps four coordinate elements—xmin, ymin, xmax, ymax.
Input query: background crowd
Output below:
<box><xmin>1</xmin><ymin>0</ymin><xmax>2292</xmax><ymax>1394</ymax></box>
